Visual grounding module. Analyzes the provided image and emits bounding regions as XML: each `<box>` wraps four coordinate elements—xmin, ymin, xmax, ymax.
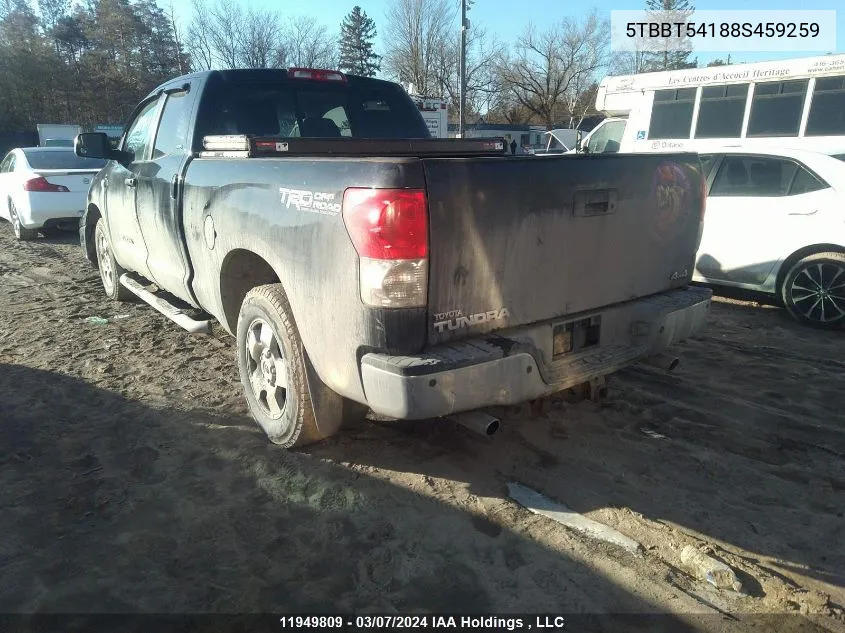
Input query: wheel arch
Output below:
<box><xmin>219</xmin><ymin>248</ymin><xmax>281</xmax><ymax>335</ymax></box>
<box><xmin>775</xmin><ymin>243</ymin><xmax>845</xmax><ymax>298</ymax></box>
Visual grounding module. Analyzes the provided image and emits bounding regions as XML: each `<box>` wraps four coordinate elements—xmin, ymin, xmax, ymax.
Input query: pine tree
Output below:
<box><xmin>338</xmin><ymin>6</ymin><xmax>380</xmax><ymax>77</ymax></box>
<box><xmin>644</xmin><ymin>0</ymin><xmax>697</xmax><ymax>71</ymax></box>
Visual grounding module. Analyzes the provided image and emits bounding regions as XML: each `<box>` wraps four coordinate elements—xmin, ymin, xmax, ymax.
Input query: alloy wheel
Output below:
<box><xmin>788</xmin><ymin>262</ymin><xmax>845</xmax><ymax>325</ymax></box>
<box><xmin>244</xmin><ymin>318</ymin><xmax>289</xmax><ymax>419</ymax></box>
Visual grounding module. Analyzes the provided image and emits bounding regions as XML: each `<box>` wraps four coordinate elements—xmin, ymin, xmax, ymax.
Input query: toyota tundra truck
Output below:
<box><xmin>74</xmin><ymin>67</ymin><xmax>711</xmax><ymax>448</ymax></box>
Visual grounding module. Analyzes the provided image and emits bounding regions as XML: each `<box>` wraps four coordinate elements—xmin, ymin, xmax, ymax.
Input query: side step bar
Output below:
<box><xmin>119</xmin><ymin>274</ymin><xmax>211</xmax><ymax>334</ymax></box>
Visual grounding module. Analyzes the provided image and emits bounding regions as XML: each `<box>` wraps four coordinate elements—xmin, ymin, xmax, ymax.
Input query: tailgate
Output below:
<box><xmin>423</xmin><ymin>153</ymin><xmax>705</xmax><ymax>345</ymax></box>
<box><xmin>33</xmin><ymin>169</ymin><xmax>100</xmax><ymax>193</ymax></box>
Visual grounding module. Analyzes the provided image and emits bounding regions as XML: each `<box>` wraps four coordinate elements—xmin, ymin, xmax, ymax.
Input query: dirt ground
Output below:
<box><xmin>1</xmin><ymin>225</ymin><xmax>843</xmax><ymax>632</ymax></box>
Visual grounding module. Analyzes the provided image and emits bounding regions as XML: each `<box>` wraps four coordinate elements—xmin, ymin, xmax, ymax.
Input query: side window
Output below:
<box><xmin>649</xmin><ymin>88</ymin><xmax>696</xmax><ymax>140</ymax></box>
<box><xmin>7</xmin><ymin>155</ymin><xmax>17</xmax><ymax>172</ymax></box>
<box><xmin>710</xmin><ymin>156</ymin><xmax>798</xmax><ymax>197</ymax></box>
<box><xmin>806</xmin><ymin>76</ymin><xmax>845</xmax><ymax>137</ymax></box>
<box><xmin>789</xmin><ymin>166</ymin><xmax>828</xmax><ymax>195</ymax></box>
<box><xmin>152</xmin><ymin>90</ymin><xmax>192</xmax><ymax>159</ymax></box>
<box><xmin>0</xmin><ymin>153</ymin><xmax>12</xmax><ymax>173</ymax></box>
<box><xmin>699</xmin><ymin>154</ymin><xmax>717</xmax><ymax>178</ymax></box>
<box><xmin>123</xmin><ymin>99</ymin><xmax>161</xmax><ymax>161</ymax></box>
<box><xmin>747</xmin><ymin>79</ymin><xmax>808</xmax><ymax>137</ymax></box>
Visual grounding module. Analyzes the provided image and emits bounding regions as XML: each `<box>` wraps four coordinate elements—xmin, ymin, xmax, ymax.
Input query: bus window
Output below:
<box><xmin>747</xmin><ymin>79</ymin><xmax>808</xmax><ymax>137</ymax></box>
<box><xmin>694</xmin><ymin>84</ymin><xmax>748</xmax><ymax>139</ymax></box>
<box><xmin>648</xmin><ymin>88</ymin><xmax>696</xmax><ymax>139</ymax></box>
<box><xmin>806</xmin><ymin>76</ymin><xmax>845</xmax><ymax>136</ymax></box>
<box><xmin>586</xmin><ymin>119</ymin><xmax>626</xmax><ymax>153</ymax></box>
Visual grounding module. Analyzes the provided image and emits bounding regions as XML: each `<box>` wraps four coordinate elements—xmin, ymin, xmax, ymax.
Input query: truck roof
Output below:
<box><xmin>146</xmin><ymin>68</ymin><xmax>401</xmax><ymax>101</ymax></box>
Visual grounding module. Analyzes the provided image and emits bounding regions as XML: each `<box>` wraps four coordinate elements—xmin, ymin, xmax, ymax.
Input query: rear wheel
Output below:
<box><xmin>780</xmin><ymin>252</ymin><xmax>845</xmax><ymax>329</ymax></box>
<box><xmin>94</xmin><ymin>219</ymin><xmax>132</xmax><ymax>301</ymax></box>
<box><xmin>236</xmin><ymin>284</ymin><xmax>327</xmax><ymax>448</ymax></box>
<box><xmin>9</xmin><ymin>203</ymin><xmax>38</xmax><ymax>241</ymax></box>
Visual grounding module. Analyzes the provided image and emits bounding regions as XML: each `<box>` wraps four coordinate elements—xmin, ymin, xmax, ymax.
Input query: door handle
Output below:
<box><xmin>125</xmin><ymin>177</ymin><xmax>136</xmax><ymax>188</ymax></box>
<box><xmin>573</xmin><ymin>188</ymin><xmax>618</xmax><ymax>217</ymax></box>
<box><xmin>170</xmin><ymin>174</ymin><xmax>179</xmax><ymax>199</ymax></box>
<box><xmin>788</xmin><ymin>210</ymin><xmax>817</xmax><ymax>216</ymax></box>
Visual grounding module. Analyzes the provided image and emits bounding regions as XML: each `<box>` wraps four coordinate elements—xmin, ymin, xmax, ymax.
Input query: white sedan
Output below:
<box><xmin>694</xmin><ymin>147</ymin><xmax>845</xmax><ymax>329</ymax></box>
<box><xmin>0</xmin><ymin>147</ymin><xmax>106</xmax><ymax>241</ymax></box>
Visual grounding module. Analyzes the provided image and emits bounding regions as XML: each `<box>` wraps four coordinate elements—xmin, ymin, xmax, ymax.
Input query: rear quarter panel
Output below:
<box><xmin>182</xmin><ymin>156</ymin><xmax>428</xmax><ymax>402</ymax></box>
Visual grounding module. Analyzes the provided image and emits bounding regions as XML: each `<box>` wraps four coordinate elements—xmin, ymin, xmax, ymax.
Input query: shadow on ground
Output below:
<box><xmin>0</xmin><ymin>362</ymin><xmax>742</xmax><ymax>632</ymax></box>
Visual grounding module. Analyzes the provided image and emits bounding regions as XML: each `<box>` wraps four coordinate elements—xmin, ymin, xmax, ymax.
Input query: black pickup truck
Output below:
<box><xmin>74</xmin><ymin>67</ymin><xmax>711</xmax><ymax>447</ymax></box>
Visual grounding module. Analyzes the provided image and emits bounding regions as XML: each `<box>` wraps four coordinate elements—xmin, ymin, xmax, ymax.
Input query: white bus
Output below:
<box><xmin>579</xmin><ymin>53</ymin><xmax>845</xmax><ymax>155</ymax></box>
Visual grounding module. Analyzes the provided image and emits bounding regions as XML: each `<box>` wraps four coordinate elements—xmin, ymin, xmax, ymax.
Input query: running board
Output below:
<box><xmin>119</xmin><ymin>274</ymin><xmax>211</xmax><ymax>334</ymax></box>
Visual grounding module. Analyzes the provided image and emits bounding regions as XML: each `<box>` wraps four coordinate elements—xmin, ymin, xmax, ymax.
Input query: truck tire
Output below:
<box><xmin>236</xmin><ymin>284</ymin><xmax>327</xmax><ymax>447</ymax></box>
<box><xmin>94</xmin><ymin>219</ymin><xmax>132</xmax><ymax>301</ymax></box>
<box><xmin>780</xmin><ymin>251</ymin><xmax>845</xmax><ymax>329</ymax></box>
<box><xmin>10</xmin><ymin>203</ymin><xmax>38</xmax><ymax>241</ymax></box>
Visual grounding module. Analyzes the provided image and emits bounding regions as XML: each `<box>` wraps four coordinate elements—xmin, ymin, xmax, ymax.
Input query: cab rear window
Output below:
<box><xmin>196</xmin><ymin>77</ymin><xmax>430</xmax><ymax>142</ymax></box>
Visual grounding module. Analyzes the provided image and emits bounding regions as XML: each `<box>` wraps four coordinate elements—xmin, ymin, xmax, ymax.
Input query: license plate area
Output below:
<box><xmin>553</xmin><ymin>315</ymin><xmax>601</xmax><ymax>358</ymax></box>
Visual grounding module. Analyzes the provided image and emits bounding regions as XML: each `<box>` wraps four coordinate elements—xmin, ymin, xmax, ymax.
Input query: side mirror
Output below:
<box><xmin>75</xmin><ymin>132</ymin><xmax>124</xmax><ymax>162</ymax></box>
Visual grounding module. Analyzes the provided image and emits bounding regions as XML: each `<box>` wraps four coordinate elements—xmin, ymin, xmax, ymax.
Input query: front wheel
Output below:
<box><xmin>780</xmin><ymin>252</ymin><xmax>845</xmax><ymax>329</ymax></box>
<box><xmin>10</xmin><ymin>203</ymin><xmax>38</xmax><ymax>241</ymax></box>
<box><xmin>94</xmin><ymin>219</ymin><xmax>132</xmax><ymax>301</ymax></box>
<box><xmin>236</xmin><ymin>284</ymin><xmax>328</xmax><ymax>448</ymax></box>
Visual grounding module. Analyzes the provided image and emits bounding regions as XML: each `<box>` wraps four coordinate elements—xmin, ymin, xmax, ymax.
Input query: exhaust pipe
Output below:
<box><xmin>642</xmin><ymin>353</ymin><xmax>680</xmax><ymax>372</ymax></box>
<box><xmin>448</xmin><ymin>411</ymin><xmax>500</xmax><ymax>437</ymax></box>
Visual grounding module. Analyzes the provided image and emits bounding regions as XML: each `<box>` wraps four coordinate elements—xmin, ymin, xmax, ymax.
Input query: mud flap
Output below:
<box><xmin>302</xmin><ymin>348</ymin><xmax>345</xmax><ymax>439</ymax></box>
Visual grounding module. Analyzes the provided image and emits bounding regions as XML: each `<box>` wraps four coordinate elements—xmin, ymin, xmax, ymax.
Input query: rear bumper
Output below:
<box><xmin>360</xmin><ymin>286</ymin><xmax>712</xmax><ymax>419</ymax></box>
<box><xmin>17</xmin><ymin>192</ymin><xmax>87</xmax><ymax>228</ymax></box>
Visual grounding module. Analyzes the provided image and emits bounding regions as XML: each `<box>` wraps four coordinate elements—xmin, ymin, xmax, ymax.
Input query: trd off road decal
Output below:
<box><xmin>649</xmin><ymin>161</ymin><xmax>693</xmax><ymax>245</ymax></box>
<box><xmin>433</xmin><ymin>308</ymin><xmax>510</xmax><ymax>333</ymax></box>
<box><xmin>279</xmin><ymin>188</ymin><xmax>341</xmax><ymax>215</ymax></box>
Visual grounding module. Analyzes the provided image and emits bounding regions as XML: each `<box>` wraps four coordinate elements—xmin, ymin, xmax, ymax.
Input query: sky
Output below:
<box><xmin>170</xmin><ymin>0</ymin><xmax>844</xmax><ymax>67</ymax></box>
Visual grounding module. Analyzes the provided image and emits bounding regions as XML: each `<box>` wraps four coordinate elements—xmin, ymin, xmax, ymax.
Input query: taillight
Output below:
<box><xmin>24</xmin><ymin>176</ymin><xmax>69</xmax><ymax>192</ymax></box>
<box><xmin>342</xmin><ymin>188</ymin><xmax>428</xmax><ymax>308</ymax></box>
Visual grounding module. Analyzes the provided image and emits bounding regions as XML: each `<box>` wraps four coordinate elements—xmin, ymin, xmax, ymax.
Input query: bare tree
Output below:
<box><xmin>610</xmin><ymin>49</ymin><xmax>650</xmax><ymax>76</ymax></box>
<box><xmin>188</xmin><ymin>0</ymin><xmax>291</xmax><ymax>70</ymax></box>
<box><xmin>498</xmin><ymin>11</ymin><xmax>609</xmax><ymax>129</ymax></box>
<box><xmin>186</xmin><ymin>0</ymin><xmax>215</xmax><ymax>70</ymax></box>
<box><xmin>206</xmin><ymin>0</ymin><xmax>243</xmax><ymax>69</ymax></box>
<box><xmin>275</xmin><ymin>16</ymin><xmax>337</xmax><ymax>69</ymax></box>
<box><xmin>433</xmin><ymin>24</ymin><xmax>503</xmax><ymax>119</ymax></box>
<box><xmin>168</xmin><ymin>1</ymin><xmax>187</xmax><ymax>74</ymax></box>
<box><xmin>382</xmin><ymin>0</ymin><xmax>453</xmax><ymax>96</ymax></box>
<box><xmin>240</xmin><ymin>7</ymin><xmax>281</xmax><ymax>68</ymax></box>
